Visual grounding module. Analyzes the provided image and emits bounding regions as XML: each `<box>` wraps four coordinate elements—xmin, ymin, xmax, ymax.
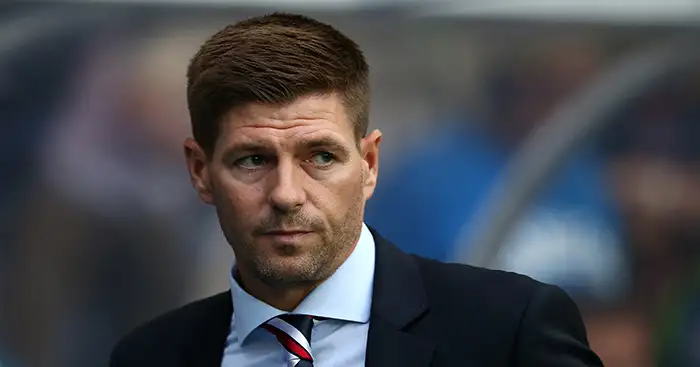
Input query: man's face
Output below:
<box><xmin>185</xmin><ymin>93</ymin><xmax>381</xmax><ymax>288</ymax></box>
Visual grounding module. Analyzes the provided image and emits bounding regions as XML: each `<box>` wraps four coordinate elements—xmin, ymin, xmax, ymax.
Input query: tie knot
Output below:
<box><xmin>277</xmin><ymin>314</ymin><xmax>314</xmax><ymax>340</ymax></box>
<box><xmin>263</xmin><ymin>314</ymin><xmax>316</xmax><ymax>366</ymax></box>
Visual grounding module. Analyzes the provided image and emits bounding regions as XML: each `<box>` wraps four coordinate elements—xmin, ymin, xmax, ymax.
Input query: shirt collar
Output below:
<box><xmin>229</xmin><ymin>222</ymin><xmax>376</xmax><ymax>344</ymax></box>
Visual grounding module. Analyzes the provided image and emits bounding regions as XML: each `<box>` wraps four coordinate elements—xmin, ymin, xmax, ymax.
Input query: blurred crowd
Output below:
<box><xmin>1</xmin><ymin>6</ymin><xmax>699</xmax><ymax>367</ymax></box>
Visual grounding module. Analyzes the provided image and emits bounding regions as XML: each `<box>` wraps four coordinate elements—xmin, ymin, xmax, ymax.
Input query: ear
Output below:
<box><xmin>183</xmin><ymin>138</ymin><xmax>214</xmax><ymax>205</ymax></box>
<box><xmin>359</xmin><ymin>129</ymin><xmax>382</xmax><ymax>201</ymax></box>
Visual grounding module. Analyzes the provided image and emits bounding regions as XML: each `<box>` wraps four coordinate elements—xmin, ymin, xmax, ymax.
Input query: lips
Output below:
<box><xmin>261</xmin><ymin>230</ymin><xmax>313</xmax><ymax>245</ymax></box>
<box><xmin>263</xmin><ymin>229</ymin><xmax>312</xmax><ymax>236</ymax></box>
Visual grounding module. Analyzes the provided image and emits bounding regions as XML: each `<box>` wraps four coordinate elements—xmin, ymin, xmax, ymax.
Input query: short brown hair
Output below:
<box><xmin>186</xmin><ymin>13</ymin><xmax>370</xmax><ymax>156</ymax></box>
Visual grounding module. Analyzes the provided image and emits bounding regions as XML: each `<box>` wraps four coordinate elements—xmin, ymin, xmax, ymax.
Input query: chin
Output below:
<box><xmin>259</xmin><ymin>265</ymin><xmax>321</xmax><ymax>286</ymax></box>
<box><xmin>255</xmin><ymin>253</ymin><xmax>327</xmax><ymax>284</ymax></box>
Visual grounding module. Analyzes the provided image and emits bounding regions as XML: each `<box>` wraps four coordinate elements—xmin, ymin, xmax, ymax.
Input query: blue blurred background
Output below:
<box><xmin>1</xmin><ymin>1</ymin><xmax>699</xmax><ymax>366</ymax></box>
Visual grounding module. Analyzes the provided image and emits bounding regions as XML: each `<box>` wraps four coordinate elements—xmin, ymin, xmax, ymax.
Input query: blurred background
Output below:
<box><xmin>1</xmin><ymin>1</ymin><xmax>699</xmax><ymax>366</ymax></box>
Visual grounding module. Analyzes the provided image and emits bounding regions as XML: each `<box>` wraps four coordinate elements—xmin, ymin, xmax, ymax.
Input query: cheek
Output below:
<box><xmin>212</xmin><ymin>172</ymin><xmax>265</xmax><ymax>222</ymax></box>
<box><xmin>311</xmin><ymin>167</ymin><xmax>365</xmax><ymax>218</ymax></box>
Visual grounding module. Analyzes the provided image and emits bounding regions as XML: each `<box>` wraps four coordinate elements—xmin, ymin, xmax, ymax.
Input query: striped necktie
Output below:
<box><xmin>263</xmin><ymin>314</ymin><xmax>315</xmax><ymax>367</ymax></box>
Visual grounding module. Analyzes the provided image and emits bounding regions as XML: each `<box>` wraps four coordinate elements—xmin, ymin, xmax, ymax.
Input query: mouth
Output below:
<box><xmin>263</xmin><ymin>228</ymin><xmax>312</xmax><ymax>235</ymax></box>
<box><xmin>260</xmin><ymin>229</ymin><xmax>313</xmax><ymax>244</ymax></box>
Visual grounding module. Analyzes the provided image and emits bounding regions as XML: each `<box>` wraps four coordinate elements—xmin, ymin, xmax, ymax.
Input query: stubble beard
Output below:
<box><xmin>228</xmin><ymin>182</ymin><xmax>366</xmax><ymax>290</ymax></box>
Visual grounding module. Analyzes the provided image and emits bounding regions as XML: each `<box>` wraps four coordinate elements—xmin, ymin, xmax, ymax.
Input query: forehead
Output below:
<box><xmin>218</xmin><ymin>93</ymin><xmax>355</xmax><ymax>148</ymax></box>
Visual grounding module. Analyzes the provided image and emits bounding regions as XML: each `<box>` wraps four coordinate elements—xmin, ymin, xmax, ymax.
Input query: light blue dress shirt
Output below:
<box><xmin>221</xmin><ymin>223</ymin><xmax>375</xmax><ymax>367</ymax></box>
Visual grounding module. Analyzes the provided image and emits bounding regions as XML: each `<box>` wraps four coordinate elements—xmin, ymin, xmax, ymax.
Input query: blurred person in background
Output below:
<box><xmin>0</xmin><ymin>17</ymin><xmax>98</xmax><ymax>367</ymax></box>
<box><xmin>366</xmin><ymin>36</ymin><xmax>629</xmax><ymax>306</ymax></box>
<box><xmin>602</xmin><ymin>71</ymin><xmax>700</xmax><ymax>366</ymax></box>
<box><xmin>7</xmin><ymin>26</ymin><xmax>225</xmax><ymax>367</ymax></box>
<box><xmin>584</xmin><ymin>305</ymin><xmax>653</xmax><ymax>367</ymax></box>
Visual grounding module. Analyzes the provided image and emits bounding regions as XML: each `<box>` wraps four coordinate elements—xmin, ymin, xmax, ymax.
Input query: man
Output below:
<box><xmin>110</xmin><ymin>13</ymin><xmax>604</xmax><ymax>367</ymax></box>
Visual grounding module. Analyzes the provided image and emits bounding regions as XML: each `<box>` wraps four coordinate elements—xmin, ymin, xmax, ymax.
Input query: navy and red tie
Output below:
<box><xmin>263</xmin><ymin>314</ymin><xmax>315</xmax><ymax>367</ymax></box>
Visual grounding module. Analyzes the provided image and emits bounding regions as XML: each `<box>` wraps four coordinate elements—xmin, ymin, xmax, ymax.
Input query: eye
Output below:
<box><xmin>309</xmin><ymin>152</ymin><xmax>336</xmax><ymax>167</ymax></box>
<box><xmin>235</xmin><ymin>155</ymin><xmax>268</xmax><ymax>169</ymax></box>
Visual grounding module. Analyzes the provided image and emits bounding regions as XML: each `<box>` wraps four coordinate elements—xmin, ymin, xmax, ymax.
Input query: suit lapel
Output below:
<box><xmin>365</xmin><ymin>228</ymin><xmax>434</xmax><ymax>367</ymax></box>
<box><xmin>183</xmin><ymin>292</ymin><xmax>232</xmax><ymax>367</ymax></box>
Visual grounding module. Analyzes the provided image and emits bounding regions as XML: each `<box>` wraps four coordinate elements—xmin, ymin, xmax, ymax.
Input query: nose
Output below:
<box><xmin>268</xmin><ymin>158</ymin><xmax>306</xmax><ymax>212</ymax></box>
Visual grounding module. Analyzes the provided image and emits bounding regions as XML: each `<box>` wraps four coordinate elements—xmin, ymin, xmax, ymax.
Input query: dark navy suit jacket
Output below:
<box><xmin>110</xmin><ymin>228</ymin><xmax>604</xmax><ymax>366</ymax></box>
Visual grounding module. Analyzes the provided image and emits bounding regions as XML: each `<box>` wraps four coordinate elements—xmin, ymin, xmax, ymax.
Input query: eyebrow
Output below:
<box><xmin>222</xmin><ymin>137</ymin><xmax>352</xmax><ymax>160</ymax></box>
<box><xmin>225</xmin><ymin>142</ymin><xmax>270</xmax><ymax>153</ymax></box>
<box><xmin>224</xmin><ymin>137</ymin><xmax>350</xmax><ymax>158</ymax></box>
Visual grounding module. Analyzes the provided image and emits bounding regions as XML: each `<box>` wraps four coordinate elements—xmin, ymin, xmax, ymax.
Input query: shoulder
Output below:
<box><xmin>410</xmin><ymin>255</ymin><xmax>601</xmax><ymax>365</ymax></box>
<box><xmin>410</xmin><ymin>255</ymin><xmax>557</xmax><ymax>326</ymax></box>
<box><xmin>413</xmin><ymin>254</ymin><xmax>543</xmax><ymax>301</ymax></box>
<box><xmin>412</xmin><ymin>253</ymin><xmax>583</xmax><ymax>314</ymax></box>
<box><xmin>109</xmin><ymin>291</ymin><xmax>231</xmax><ymax>365</ymax></box>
